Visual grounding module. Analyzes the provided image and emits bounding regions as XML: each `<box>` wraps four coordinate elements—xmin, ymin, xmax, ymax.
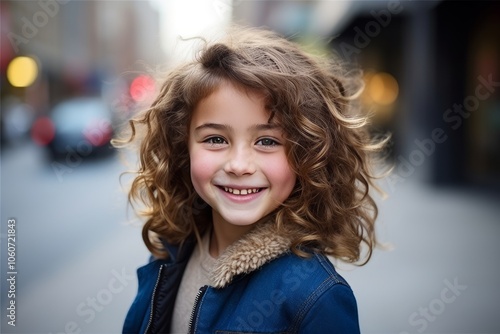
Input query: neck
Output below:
<box><xmin>209</xmin><ymin>210</ymin><xmax>255</xmax><ymax>258</ymax></box>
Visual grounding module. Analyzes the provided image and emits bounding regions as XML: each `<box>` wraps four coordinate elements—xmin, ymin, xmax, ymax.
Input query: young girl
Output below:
<box><xmin>119</xmin><ymin>27</ymin><xmax>385</xmax><ymax>333</ymax></box>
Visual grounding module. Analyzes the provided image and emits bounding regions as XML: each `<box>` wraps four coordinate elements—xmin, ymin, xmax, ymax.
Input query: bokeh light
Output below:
<box><xmin>7</xmin><ymin>56</ymin><xmax>39</xmax><ymax>88</ymax></box>
<box><xmin>364</xmin><ymin>72</ymin><xmax>399</xmax><ymax>106</ymax></box>
<box><xmin>129</xmin><ymin>75</ymin><xmax>156</xmax><ymax>102</ymax></box>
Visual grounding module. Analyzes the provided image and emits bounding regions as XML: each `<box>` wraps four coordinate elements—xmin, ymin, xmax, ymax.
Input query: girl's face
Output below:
<box><xmin>188</xmin><ymin>81</ymin><xmax>296</xmax><ymax>228</ymax></box>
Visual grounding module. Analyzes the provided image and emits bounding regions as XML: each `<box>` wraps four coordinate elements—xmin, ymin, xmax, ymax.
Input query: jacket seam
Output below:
<box><xmin>315</xmin><ymin>253</ymin><xmax>348</xmax><ymax>285</ymax></box>
<box><xmin>289</xmin><ymin>273</ymin><xmax>344</xmax><ymax>332</ymax></box>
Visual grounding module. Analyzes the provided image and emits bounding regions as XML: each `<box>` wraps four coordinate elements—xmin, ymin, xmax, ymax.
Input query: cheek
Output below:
<box><xmin>189</xmin><ymin>149</ymin><xmax>215</xmax><ymax>191</ymax></box>
<box><xmin>264</xmin><ymin>155</ymin><xmax>296</xmax><ymax>197</ymax></box>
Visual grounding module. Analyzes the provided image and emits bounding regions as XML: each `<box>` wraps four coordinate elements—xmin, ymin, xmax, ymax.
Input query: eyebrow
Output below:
<box><xmin>194</xmin><ymin>123</ymin><xmax>281</xmax><ymax>132</ymax></box>
<box><xmin>194</xmin><ymin>123</ymin><xmax>231</xmax><ymax>132</ymax></box>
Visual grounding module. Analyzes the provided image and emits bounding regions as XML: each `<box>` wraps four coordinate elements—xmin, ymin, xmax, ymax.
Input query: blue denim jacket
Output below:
<box><xmin>123</xmin><ymin>223</ymin><xmax>360</xmax><ymax>333</ymax></box>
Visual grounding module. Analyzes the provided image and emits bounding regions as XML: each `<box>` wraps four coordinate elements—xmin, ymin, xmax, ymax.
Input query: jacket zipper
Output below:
<box><xmin>144</xmin><ymin>264</ymin><xmax>165</xmax><ymax>334</ymax></box>
<box><xmin>187</xmin><ymin>285</ymin><xmax>208</xmax><ymax>334</ymax></box>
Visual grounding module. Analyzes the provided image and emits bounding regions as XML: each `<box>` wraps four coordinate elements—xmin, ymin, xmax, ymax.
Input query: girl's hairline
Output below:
<box><xmin>185</xmin><ymin>72</ymin><xmax>279</xmax><ymax>127</ymax></box>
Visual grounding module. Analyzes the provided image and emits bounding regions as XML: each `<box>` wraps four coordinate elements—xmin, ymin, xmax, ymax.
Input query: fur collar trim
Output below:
<box><xmin>210</xmin><ymin>223</ymin><xmax>291</xmax><ymax>288</ymax></box>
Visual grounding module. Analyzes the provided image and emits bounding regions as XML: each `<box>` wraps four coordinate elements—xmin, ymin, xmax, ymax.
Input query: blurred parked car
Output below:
<box><xmin>31</xmin><ymin>97</ymin><xmax>115</xmax><ymax>159</ymax></box>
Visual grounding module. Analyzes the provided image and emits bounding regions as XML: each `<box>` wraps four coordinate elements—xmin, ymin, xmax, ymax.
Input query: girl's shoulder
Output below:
<box><xmin>217</xmin><ymin>250</ymin><xmax>359</xmax><ymax>333</ymax></box>
<box><xmin>256</xmin><ymin>249</ymin><xmax>352</xmax><ymax>293</ymax></box>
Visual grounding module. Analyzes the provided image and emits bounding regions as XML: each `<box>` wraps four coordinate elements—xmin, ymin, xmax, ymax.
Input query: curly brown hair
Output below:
<box><xmin>114</xmin><ymin>27</ymin><xmax>388</xmax><ymax>264</ymax></box>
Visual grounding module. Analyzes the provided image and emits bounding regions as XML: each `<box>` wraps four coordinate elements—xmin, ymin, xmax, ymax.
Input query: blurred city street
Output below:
<box><xmin>1</xmin><ymin>139</ymin><xmax>499</xmax><ymax>333</ymax></box>
<box><xmin>1</xmin><ymin>0</ymin><xmax>499</xmax><ymax>333</ymax></box>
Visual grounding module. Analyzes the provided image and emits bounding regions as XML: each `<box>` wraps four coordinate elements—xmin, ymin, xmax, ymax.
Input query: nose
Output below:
<box><xmin>224</xmin><ymin>145</ymin><xmax>256</xmax><ymax>176</ymax></box>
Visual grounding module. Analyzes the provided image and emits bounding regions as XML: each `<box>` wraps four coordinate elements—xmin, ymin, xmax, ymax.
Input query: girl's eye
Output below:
<box><xmin>256</xmin><ymin>138</ymin><xmax>279</xmax><ymax>146</ymax></box>
<box><xmin>204</xmin><ymin>137</ymin><xmax>227</xmax><ymax>145</ymax></box>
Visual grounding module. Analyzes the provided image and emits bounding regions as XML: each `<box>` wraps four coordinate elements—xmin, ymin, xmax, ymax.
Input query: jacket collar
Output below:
<box><xmin>162</xmin><ymin>237</ymin><xmax>196</xmax><ymax>264</ymax></box>
<box><xmin>210</xmin><ymin>222</ymin><xmax>291</xmax><ymax>288</ymax></box>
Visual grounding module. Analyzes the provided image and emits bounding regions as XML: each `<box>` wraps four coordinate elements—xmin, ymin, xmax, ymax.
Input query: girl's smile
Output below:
<box><xmin>216</xmin><ymin>184</ymin><xmax>266</xmax><ymax>204</ymax></box>
<box><xmin>188</xmin><ymin>81</ymin><xmax>296</xmax><ymax>250</ymax></box>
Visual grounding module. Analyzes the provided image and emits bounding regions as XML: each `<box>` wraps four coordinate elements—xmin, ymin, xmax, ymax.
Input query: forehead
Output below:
<box><xmin>190</xmin><ymin>81</ymin><xmax>274</xmax><ymax>129</ymax></box>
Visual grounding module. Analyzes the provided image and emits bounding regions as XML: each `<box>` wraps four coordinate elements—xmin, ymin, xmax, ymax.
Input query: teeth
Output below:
<box><xmin>222</xmin><ymin>187</ymin><xmax>260</xmax><ymax>195</ymax></box>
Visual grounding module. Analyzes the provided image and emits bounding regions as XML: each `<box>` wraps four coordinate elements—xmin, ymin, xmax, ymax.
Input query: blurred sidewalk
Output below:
<box><xmin>341</xmin><ymin>177</ymin><xmax>500</xmax><ymax>334</ymax></box>
<box><xmin>14</xmin><ymin>223</ymin><xmax>148</xmax><ymax>334</ymax></box>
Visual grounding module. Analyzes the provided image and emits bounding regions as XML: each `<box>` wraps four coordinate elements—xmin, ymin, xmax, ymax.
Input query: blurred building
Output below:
<box><xmin>233</xmin><ymin>0</ymin><xmax>500</xmax><ymax>192</ymax></box>
<box><xmin>1</xmin><ymin>0</ymin><xmax>162</xmax><ymax>110</ymax></box>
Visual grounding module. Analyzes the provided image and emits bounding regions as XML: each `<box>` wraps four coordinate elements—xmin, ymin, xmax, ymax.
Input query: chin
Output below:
<box><xmin>220</xmin><ymin>213</ymin><xmax>262</xmax><ymax>227</ymax></box>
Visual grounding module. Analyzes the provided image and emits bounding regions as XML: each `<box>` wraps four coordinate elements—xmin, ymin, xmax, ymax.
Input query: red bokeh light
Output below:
<box><xmin>31</xmin><ymin>117</ymin><xmax>55</xmax><ymax>146</ymax></box>
<box><xmin>130</xmin><ymin>75</ymin><xmax>155</xmax><ymax>102</ymax></box>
